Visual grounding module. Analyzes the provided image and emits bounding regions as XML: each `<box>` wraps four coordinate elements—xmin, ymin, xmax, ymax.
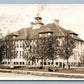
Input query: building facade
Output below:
<box><xmin>1</xmin><ymin>14</ymin><xmax>84</xmax><ymax>68</ymax></box>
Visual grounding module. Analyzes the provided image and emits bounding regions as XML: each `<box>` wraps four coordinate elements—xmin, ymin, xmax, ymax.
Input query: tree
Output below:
<box><xmin>59</xmin><ymin>34</ymin><xmax>75</xmax><ymax>69</ymax></box>
<box><xmin>38</xmin><ymin>36</ymin><xmax>60</xmax><ymax>67</ymax></box>
<box><xmin>80</xmin><ymin>53</ymin><xmax>84</xmax><ymax>66</ymax></box>
<box><xmin>25</xmin><ymin>39</ymin><xmax>38</xmax><ymax>65</ymax></box>
<box><xmin>0</xmin><ymin>42</ymin><xmax>5</xmax><ymax>63</ymax></box>
<box><xmin>0</xmin><ymin>37</ymin><xmax>18</xmax><ymax>64</ymax></box>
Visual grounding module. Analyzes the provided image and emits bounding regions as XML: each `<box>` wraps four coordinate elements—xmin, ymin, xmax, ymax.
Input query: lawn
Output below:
<box><xmin>10</xmin><ymin>66</ymin><xmax>84</xmax><ymax>78</ymax></box>
<box><xmin>0</xmin><ymin>65</ymin><xmax>84</xmax><ymax>78</ymax></box>
<box><xmin>11</xmin><ymin>66</ymin><xmax>84</xmax><ymax>74</ymax></box>
<box><xmin>0</xmin><ymin>65</ymin><xmax>84</xmax><ymax>74</ymax></box>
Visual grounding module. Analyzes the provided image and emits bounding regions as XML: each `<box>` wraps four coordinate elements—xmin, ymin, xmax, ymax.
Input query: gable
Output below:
<box><xmin>6</xmin><ymin>23</ymin><xmax>83</xmax><ymax>42</ymax></box>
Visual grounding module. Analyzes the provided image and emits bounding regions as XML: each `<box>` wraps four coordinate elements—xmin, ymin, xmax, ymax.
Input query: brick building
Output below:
<box><xmin>2</xmin><ymin>13</ymin><xmax>84</xmax><ymax>68</ymax></box>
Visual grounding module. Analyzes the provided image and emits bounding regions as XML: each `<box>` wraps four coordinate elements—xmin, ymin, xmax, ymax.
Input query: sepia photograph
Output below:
<box><xmin>0</xmin><ymin>4</ymin><xmax>84</xmax><ymax>80</ymax></box>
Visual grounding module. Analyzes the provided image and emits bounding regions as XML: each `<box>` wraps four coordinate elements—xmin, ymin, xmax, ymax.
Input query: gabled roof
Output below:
<box><xmin>6</xmin><ymin>22</ymin><xmax>84</xmax><ymax>42</ymax></box>
<box><xmin>28</xmin><ymin>23</ymin><xmax>68</xmax><ymax>39</ymax></box>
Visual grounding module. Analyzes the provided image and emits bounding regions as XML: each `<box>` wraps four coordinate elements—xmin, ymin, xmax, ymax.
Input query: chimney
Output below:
<box><xmin>53</xmin><ymin>19</ymin><xmax>59</xmax><ymax>25</ymax></box>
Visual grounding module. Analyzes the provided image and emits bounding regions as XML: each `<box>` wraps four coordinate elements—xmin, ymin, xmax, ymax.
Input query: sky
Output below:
<box><xmin>0</xmin><ymin>4</ymin><xmax>84</xmax><ymax>40</ymax></box>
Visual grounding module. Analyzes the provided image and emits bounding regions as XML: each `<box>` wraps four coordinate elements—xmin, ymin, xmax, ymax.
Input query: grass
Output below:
<box><xmin>1</xmin><ymin>65</ymin><xmax>84</xmax><ymax>74</ymax></box>
<box><xmin>10</xmin><ymin>67</ymin><xmax>84</xmax><ymax>78</ymax></box>
<box><xmin>1</xmin><ymin>65</ymin><xmax>84</xmax><ymax>78</ymax></box>
<box><xmin>10</xmin><ymin>66</ymin><xmax>84</xmax><ymax>74</ymax></box>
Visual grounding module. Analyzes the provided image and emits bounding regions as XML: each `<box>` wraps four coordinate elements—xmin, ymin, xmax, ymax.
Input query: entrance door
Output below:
<box><xmin>60</xmin><ymin>62</ymin><xmax>62</xmax><ymax>68</ymax></box>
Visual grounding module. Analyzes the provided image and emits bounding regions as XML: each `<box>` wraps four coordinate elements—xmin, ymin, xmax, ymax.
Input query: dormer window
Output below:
<box><xmin>67</xmin><ymin>30</ymin><xmax>78</xmax><ymax>37</ymax></box>
<box><xmin>69</xmin><ymin>33</ymin><xmax>78</xmax><ymax>38</ymax></box>
<box><xmin>39</xmin><ymin>34</ymin><xmax>42</xmax><ymax>37</ymax></box>
<box><xmin>48</xmin><ymin>33</ymin><xmax>51</xmax><ymax>36</ymax></box>
<box><xmin>38</xmin><ymin>26</ymin><xmax>53</xmax><ymax>38</ymax></box>
<box><xmin>71</xmin><ymin>34</ymin><xmax>74</xmax><ymax>37</ymax></box>
<box><xmin>39</xmin><ymin>32</ymin><xmax>53</xmax><ymax>38</ymax></box>
<box><xmin>13</xmin><ymin>36</ymin><xmax>16</xmax><ymax>39</ymax></box>
<box><xmin>12</xmin><ymin>32</ymin><xmax>18</xmax><ymax>39</ymax></box>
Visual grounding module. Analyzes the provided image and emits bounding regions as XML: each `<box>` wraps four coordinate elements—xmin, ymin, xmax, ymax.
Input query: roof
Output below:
<box><xmin>6</xmin><ymin>28</ymin><xmax>32</xmax><ymax>40</ymax></box>
<box><xmin>8</xmin><ymin>31</ymin><xmax>19</xmax><ymax>36</ymax></box>
<box><xmin>35</xmin><ymin>12</ymin><xmax>42</xmax><ymax>20</ymax></box>
<box><xmin>39</xmin><ymin>25</ymin><xmax>53</xmax><ymax>34</ymax></box>
<box><xmin>72</xmin><ymin>36</ymin><xmax>84</xmax><ymax>42</ymax></box>
<box><xmin>67</xmin><ymin>30</ymin><xmax>78</xmax><ymax>35</ymax></box>
<box><xmin>29</xmin><ymin>23</ymin><xmax>68</xmax><ymax>39</ymax></box>
<box><xmin>6</xmin><ymin>23</ymin><xmax>84</xmax><ymax>41</ymax></box>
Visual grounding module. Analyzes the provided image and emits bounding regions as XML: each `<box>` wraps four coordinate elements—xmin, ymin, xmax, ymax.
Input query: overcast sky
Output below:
<box><xmin>0</xmin><ymin>4</ymin><xmax>84</xmax><ymax>39</ymax></box>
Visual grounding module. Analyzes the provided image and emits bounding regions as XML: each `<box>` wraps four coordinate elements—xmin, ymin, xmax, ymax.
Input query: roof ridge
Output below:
<box><xmin>54</xmin><ymin>24</ymin><xmax>65</xmax><ymax>36</ymax></box>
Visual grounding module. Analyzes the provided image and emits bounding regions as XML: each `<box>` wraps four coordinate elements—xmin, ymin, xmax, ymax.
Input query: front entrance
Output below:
<box><xmin>59</xmin><ymin>62</ymin><xmax>62</xmax><ymax>68</ymax></box>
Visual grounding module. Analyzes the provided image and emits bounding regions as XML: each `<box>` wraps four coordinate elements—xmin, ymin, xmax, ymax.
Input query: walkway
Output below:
<box><xmin>0</xmin><ymin>69</ymin><xmax>84</xmax><ymax>78</ymax></box>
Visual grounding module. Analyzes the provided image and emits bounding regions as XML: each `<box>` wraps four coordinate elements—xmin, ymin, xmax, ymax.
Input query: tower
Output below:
<box><xmin>32</xmin><ymin>12</ymin><xmax>44</xmax><ymax>29</ymax></box>
<box><xmin>35</xmin><ymin>12</ymin><xmax>43</xmax><ymax>24</ymax></box>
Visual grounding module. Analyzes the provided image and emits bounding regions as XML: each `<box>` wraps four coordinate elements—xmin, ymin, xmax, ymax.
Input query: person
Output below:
<box><xmin>68</xmin><ymin>64</ymin><xmax>70</xmax><ymax>69</ymax></box>
<box><xmin>48</xmin><ymin>67</ymin><xmax>53</xmax><ymax>72</ymax></box>
<box><xmin>63</xmin><ymin>63</ymin><xmax>65</xmax><ymax>69</ymax></box>
<box><xmin>54</xmin><ymin>66</ymin><xmax>59</xmax><ymax>72</ymax></box>
<box><xmin>55</xmin><ymin>66</ymin><xmax>57</xmax><ymax>72</ymax></box>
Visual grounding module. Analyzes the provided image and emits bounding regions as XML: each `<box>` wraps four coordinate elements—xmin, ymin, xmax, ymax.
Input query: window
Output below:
<box><xmin>39</xmin><ymin>32</ymin><xmax>53</xmax><ymax>38</ymax></box>
<box><xmin>20</xmin><ymin>62</ymin><xmax>22</xmax><ymax>65</ymax></box>
<box><xmin>28</xmin><ymin>61</ymin><xmax>30</xmax><ymax>65</ymax></box>
<box><xmin>39</xmin><ymin>34</ymin><xmax>42</xmax><ymax>37</ymax></box>
<box><xmin>3</xmin><ymin>62</ymin><xmax>4</xmax><ymax>64</ymax></box>
<box><xmin>44</xmin><ymin>62</ymin><xmax>46</xmax><ymax>65</ymax></box>
<box><xmin>14</xmin><ymin>62</ymin><xmax>15</xmax><ymax>64</ymax></box>
<box><xmin>37</xmin><ymin>59</ymin><xmax>39</xmax><ymax>63</ymax></box>
<box><xmin>74</xmin><ymin>62</ymin><xmax>76</xmax><ymax>65</ymax></box>
<box><xmin>74</xmin><ymin>51</ymin><xmax>77</xmax><ymax>60</ymax></box>
<box><xmin>16</xmin><ymin>62</ymin><xmax>18</xmax><ymax>64</ymax></box>
<box><xmin>14</xmin><ymin>62</ymin><xmax>18</xmax><ymax>65</ymax></box>
<box><xmin>13</xmin><ymin>36</ymin><xmax>16</xmax><ymax>39</ymax></box>
<box><xmin>78</xmin><ymin>62</ymin><xmax>81</xmax><ymax>66</ymax></box>
<box><xmin>76</xmin><ymin>41</ymin><xmax>79</xmax><ymax>49</ymax></box>
<box><xmin>48</xmin><ymin>33</ymin><xmax>51</xmax><ymax>35</ymax></box>
<box><xmin>81</xmin><ymin>42</ymin><xmax>82</xmax><ymax>49</ymax></box>
<box><xmin>71</xmin><ymin>62</ymin><xmax>73</xmax><ymax>65</ymax></box>
<box><xmin>56</xmin><ymin>62</ymin><xmax>58</xmax><ymax>65</ymax></box>
<box><xmin>8</xmin><ymin>62</ymin><xmax>10</xmax><ymax>64</ymax></box>
<box><xmin>23</xmin><ymin>62</ymin><xmax>24</xmax><ymax>65</ymax></box>
<box><xmin>48</xmin><ymin>62</ymin><xmax>50</xmax><ymax>65</ymax></box>
<box><xmin>40</xmin><ymin>62</ymin><xmax>43</xmax><ymax>65</ymax></box>
<box><xmin>5</xmin><ymin>62</ymin><xmax>7</xmax><ymax>64</ymax></box>
<box><xmin>51</xmin><ymin>62</ymin><xmax>53</xmax><ymax>65</ymax></box>
<box><xmin>43</xmin><ymin>34</ymin><xmax>48</xmax><ymax>37</ymax></box>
